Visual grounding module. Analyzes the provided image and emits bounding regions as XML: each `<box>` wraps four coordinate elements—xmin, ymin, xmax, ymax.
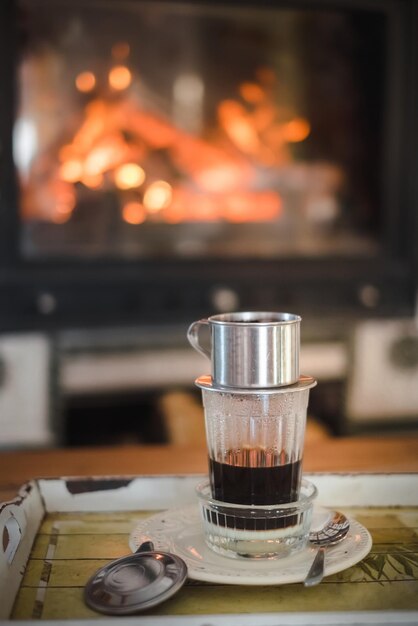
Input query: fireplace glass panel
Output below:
<box><xmin>15</xmin><ymin>0</ymin><xmax>386</xmax><ymax>259</ymax></box>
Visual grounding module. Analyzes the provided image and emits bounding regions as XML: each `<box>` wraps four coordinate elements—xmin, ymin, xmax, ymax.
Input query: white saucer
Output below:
<box><xmin>129</xmin><ymin>505</ymin><xmax>372</xmax><ymax>586</ymax></box>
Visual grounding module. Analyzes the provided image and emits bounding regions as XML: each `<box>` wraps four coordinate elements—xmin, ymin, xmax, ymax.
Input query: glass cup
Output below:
<box><xmin>196</xmin><ymin>375</ymin><xmax>316</xmax><ymax>508</ymax></box>
<box><xmin>196</xmin><ymin>478</ymin><xmax>317</xmax><ymax>559</ymax></box>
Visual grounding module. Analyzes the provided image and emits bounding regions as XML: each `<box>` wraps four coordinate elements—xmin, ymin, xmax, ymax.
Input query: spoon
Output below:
<box><xmin>304</xmin><ymin>510</ymin><xmax>350</xmax><ymax>587</ymax></box>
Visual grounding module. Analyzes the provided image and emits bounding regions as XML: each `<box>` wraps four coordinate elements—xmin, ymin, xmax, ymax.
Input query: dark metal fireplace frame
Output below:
<box><xmin>0</xmin><ymin>0</ymin><xmax>417</xmax><ymax>333</ymax></box>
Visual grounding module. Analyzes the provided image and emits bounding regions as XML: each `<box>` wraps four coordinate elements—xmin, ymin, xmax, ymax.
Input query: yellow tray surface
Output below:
<box><xmin>11</xmin><ymin>506</ymin><xmax>418</xmax><ymax>619</ymax></box>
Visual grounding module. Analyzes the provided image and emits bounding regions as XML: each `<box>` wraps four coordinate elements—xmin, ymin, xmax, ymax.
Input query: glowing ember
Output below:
<box><xmin>75</xmin><ymin>71</ymin><xmax>96</xmax><ymax>93</ymax></box>
<box><xmin>82</xmin><ymin>173</ymin><xmax>104</xmax><ymax>189</ymax></box>
<box><xmin>197</xmin><ymin>163</ymin><xmax>249</xmax><ymax>193</ymax></box>
<box><xmin>81</xmin><ymin>134</ymin><xmax>131</xmax><ymax>176</ymax></box>
<box><xmin>218</xmin><ymin>100</ymin><xmax>261</xmax><ymax>155</ymax></box>
<box><xmin>223</xmin><ymin>191</ymin><xmax>282</xmax><ymax>222</ymax></box>
<box><xmin>122</xmin><ymin>201</ymin><xmax>146</xmax><ymax>224</ymax></box>
<box><xmin>108</xmin><ymin>66</ymin><xmax>132</xmax><ymax>90</ymax></box>
<box><xmin>59</xmin><ymin>159</ymin><xmax>83</xmax><ymax>183</ymax></box>
<box><xmin>166</xmin><ymin>189</ymin><xmax>220</xmax><ymax>223</ymax></box>
<box><xmin>114</xmin><ymin>163</ymin><xmax>145</xmax><ymax>189</ymax></box>
<box><xmin>239</xmin><ymin>82</ymin><xmax>265</xmax><ymax>104</ymax></box>
<box><xmin>144</xmin><ymin>181</ymin><xmax>172</xmax><ymax>213</ymax></box>
<box><xmin>283</xmin><ymin>118</ymin><xmax>311</xmax><ymax>143</ymax></box>
<box><xmin>70</xmin><ymin>100</ymin><xmax>108</xmax><ymax>154</ymax></box>
<box><xmin>84</xmin><ymin>145</ymin><xmax>118</xmax><ymax>177</ymax></box>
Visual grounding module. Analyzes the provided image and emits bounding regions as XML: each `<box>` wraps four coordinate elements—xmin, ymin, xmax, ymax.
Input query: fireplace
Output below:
<box><xmin>0</xmin><ymin>0</ymin><xmax>417</xmax><ymax>331</ymax></box>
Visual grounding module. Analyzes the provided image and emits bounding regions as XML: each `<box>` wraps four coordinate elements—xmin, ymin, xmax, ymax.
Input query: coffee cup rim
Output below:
<box><xmin>208</xmin><ymin>311</ymin><xmax>301</xmax><ymax>325</ymax></box>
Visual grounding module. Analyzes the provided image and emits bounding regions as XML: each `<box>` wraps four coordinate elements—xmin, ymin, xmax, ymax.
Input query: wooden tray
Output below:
<box><xmin>1</xmin><ymin>473</ymin><xmax>417</xmax><ymax>625</ymax></box>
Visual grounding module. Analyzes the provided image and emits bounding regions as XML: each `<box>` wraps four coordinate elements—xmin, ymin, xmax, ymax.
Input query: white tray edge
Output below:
<box><xmin>4</xmin><ymin>609</ymin><xmax>418</xmax><ymax>626</ymax></box>
<box><xmin>35</xmin><ymin>472</ymin><xmax>418</xmax><ymax>512</ymax></box>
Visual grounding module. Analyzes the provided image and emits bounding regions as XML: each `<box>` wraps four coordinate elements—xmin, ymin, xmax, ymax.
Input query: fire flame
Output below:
<box><xmin>24</xmin><ymin>58</ymin><xmax>316</xmax><ymax>225</ymax></box>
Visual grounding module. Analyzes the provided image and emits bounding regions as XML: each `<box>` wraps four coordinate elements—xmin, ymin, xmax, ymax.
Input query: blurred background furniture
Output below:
<box><xmin>0</xmin><ymin>0</ymin><xmax>417</xmax><ymax>450</ymax></box>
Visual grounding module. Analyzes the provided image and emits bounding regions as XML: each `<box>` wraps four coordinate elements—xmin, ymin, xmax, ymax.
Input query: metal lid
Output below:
<box><xmin>84</xmin><ymin>543</ymin><xmax>187</xmax><ymax>615</ymax></box>
<box><xmin>195</xmin><ymin>374</ymin><xmax>317</xmax><ymax>395</ymax></box>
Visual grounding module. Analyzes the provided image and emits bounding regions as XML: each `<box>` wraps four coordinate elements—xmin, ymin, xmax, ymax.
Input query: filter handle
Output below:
<box><xmin>187</xmin><ymin>319</ymin><xmax>211</xmax><ymax>359</ymax></box>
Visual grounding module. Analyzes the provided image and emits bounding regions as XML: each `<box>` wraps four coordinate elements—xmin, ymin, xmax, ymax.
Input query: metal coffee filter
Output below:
<box><xmin>188</xmin><ymin>311</ymin><xmax>301</xmax><ymax>388</ymax></box>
